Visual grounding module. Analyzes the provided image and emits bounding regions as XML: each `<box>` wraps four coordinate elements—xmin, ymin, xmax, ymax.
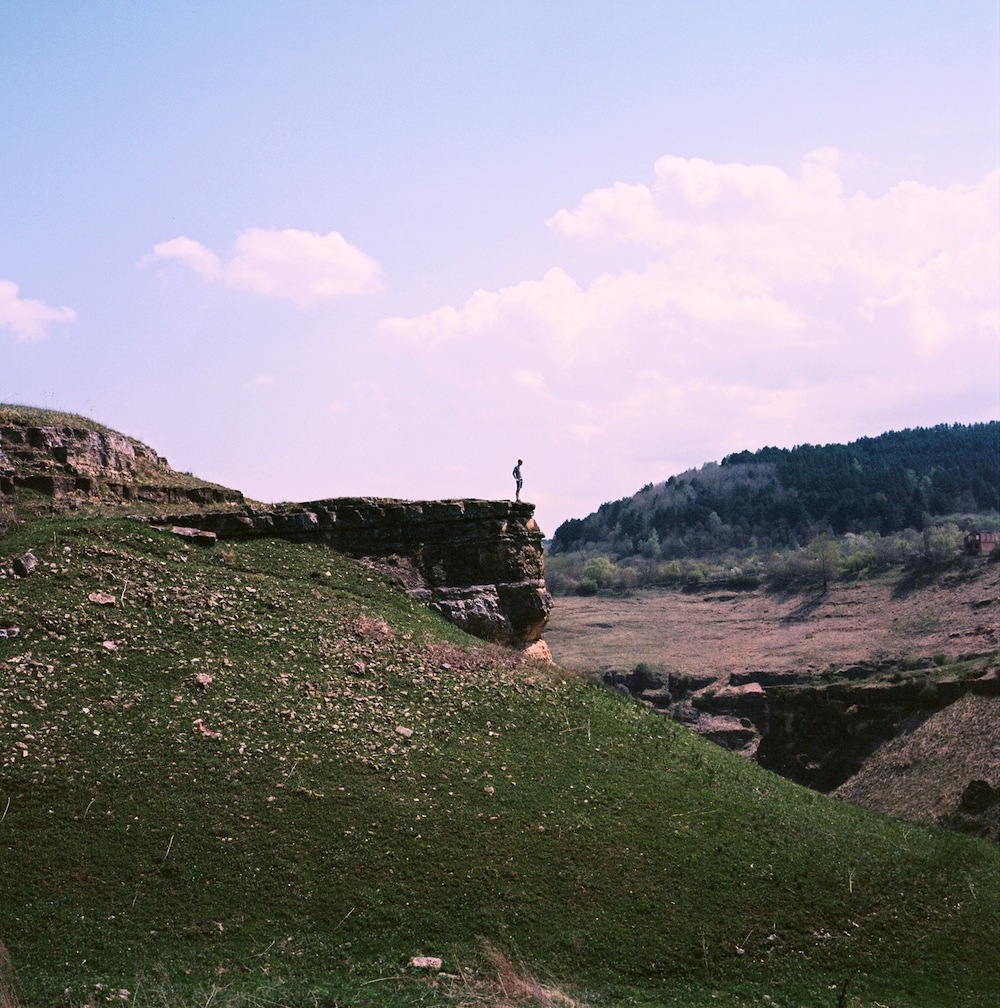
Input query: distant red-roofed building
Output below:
<box><xmin>963</xmin><ymin>530</ymin><xmax>998</xmax><ymax>554</ymax></box>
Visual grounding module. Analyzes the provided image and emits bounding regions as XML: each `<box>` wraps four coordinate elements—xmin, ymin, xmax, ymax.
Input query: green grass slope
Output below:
<box><xmin>1</xmin><ymin>518</ymin><xmax>998</xmax><ymax>1007</ymax></box>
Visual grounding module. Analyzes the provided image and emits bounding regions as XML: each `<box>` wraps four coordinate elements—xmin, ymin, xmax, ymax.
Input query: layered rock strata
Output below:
<box><xmin>147</xmin><ymin>498</ymin><xmax>552</xmax><ymax>650</ymax></box>
<box><xmin>0</xmin><ymin>421</ymin><xmax>241</xmax><ymax>506</ymax></box>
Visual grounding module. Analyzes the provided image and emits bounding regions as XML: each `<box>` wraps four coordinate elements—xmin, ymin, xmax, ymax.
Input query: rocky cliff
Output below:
<box><xmin>146</xmin><ymin>499</ymin><xmax>552</xmax><ymax>651</ymax></box>
<box><xmin>0</xmin><ymin>408</ymin><xmax>243</xmax><ymax>508</ymax></box>
<box><xmin>0</xmin><ymin>408</ymin><xmax>551</xmax><ymax>650</ymax></box>
<box><xmin>605</xmin><ymin>658</ymin><xmax>999</xmax><ymax>839</ymax></box>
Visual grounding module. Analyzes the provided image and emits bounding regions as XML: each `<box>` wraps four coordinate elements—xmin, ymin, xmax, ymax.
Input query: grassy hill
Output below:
<box><xmin>1</xmin><ymin>515</ymin><xmax>998</xmax><ymax>1007</ymax></box>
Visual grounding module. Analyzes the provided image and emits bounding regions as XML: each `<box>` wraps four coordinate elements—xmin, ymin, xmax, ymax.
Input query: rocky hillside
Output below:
<box><xmin>0</xmin><ymin>407</ymin><xmax>551</xmax><ymax>651</ymax></box>
<box><xmin>0</xmin><ymin>405</ymin><xmax>245</xmax><ymax>514</ymax></box>
<box><xmin>1</xmin><ymin>514</ymin><xmax>997</xmax><ymax>1007</ymax></box>
<box><xmin>144</xmin><ymin>498</ymin><xmax>552</xmax><ymax>650</ymax></box>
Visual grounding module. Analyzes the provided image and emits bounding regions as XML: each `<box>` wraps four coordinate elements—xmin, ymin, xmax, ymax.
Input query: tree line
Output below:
<box><xmin>548</xmin><ymin>422</ymin><xmax>999</xmax><ymax>594</ymax></box>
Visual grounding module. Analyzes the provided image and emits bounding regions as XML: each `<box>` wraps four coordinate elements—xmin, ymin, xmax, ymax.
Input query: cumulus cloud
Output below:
<box><xmin>142</xmin><ymin>227</ymin><xmax>383</xmax><ymax>306</ymax></box>
<box><xmin>0</xmin><ymin>279</ymin><xmax>77</xmax><ymax>341</ymax></box>
<box><xmin>382</xmin><ymin>150</ymin><xmax>997</xmax><ymax>379</ymax></box>
<box><xmin>544</xmin><ymin>149</ymin><xmax>998</xmax><ymax>356</ymax></box>
<box><xmin>145</xmin><ymin>236</ymin><xmax>222</xmax><ymax>280</ymax></box>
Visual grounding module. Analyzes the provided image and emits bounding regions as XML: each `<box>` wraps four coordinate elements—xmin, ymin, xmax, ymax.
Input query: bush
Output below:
<box><xmin>583</xmin><ymin>556</ymin><xmax>616</xmax><ymax>588</ymax></box>
<box><xmin>632</xmin><ymin>662</ymin><xmax>662</xmax><ymax>692</ymax></box>
<box><xmin>692</xmin><ymin>687</ymin><xmax>717</xmax><ymax>711</ymax></box>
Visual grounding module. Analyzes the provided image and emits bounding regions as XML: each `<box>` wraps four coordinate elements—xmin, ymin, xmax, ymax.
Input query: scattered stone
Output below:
<box><xmin>88</xmin><ymin>591</ymin><xmax>117</xmax><ymax>606</ymax></box>
<box><xmin>170</xmin><ymin>526</ymin><xmax>218</xmax><ymax>547</ymax></box>
<box><xmin>0</xmin><ymin>627</ymin><xmax>19</xmax><ymax>639</ymax></box>
<box><xmin>193</xmin><ymin>718</ymin><xmax>222</xmax><ymax>739</ymax></box>
<box><xmin>13</xmin><ymin>552</ymin><xmax>37</xmax><ymax>577</ymax></box>
<box><xmin>395</xmin><ymin>725</ymin><xmax>414</xmax><ymax>738</ymax></box>
<box><xmin>408</xmin><ymin>956</ymin><xmax>443</xmax><ymax>971</ymax></box>
<box><xmin>522</xmin><ymin>639</ymin><xmax>553</xmax><ymax>663</ymax></box>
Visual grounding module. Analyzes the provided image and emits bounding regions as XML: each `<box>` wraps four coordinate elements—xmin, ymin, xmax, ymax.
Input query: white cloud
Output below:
<box><xmin>143</xmin><ymin>236</ymin><xmax>222</xmax><ymax>279</ymax></box>
<box><xmin>0</xmin><ymin>279</ymin><xmax>77</xmax><ymax>341</ymax></box>
<box><xmin>515</xmin><ymin>369</ymin><xmax>547</xmax><ymax>393</ymax></box>
<box><xmin>543</xmin><ymin>151</ymin><xmax>999</xmax><ymax>358</ymax></box>
<box><xmin>379</xmin><ymin>287</ymin><xmax>500</xmax><ymax>349</ymax></box>
<box><xmin>383</xmin><ymin>150</ymin><xmax>997</xmax><ymax>370</ymax></box>
<box><xmin>142</xmin><ymin>228</ymin><xmax>383</xmax><ymax>306</ymax></box>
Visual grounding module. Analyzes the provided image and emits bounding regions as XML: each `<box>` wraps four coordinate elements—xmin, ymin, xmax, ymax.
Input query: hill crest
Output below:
<box><xmin>0</xmin><ymin>405</ymin><xmax>245</xmax><ymax>512</ymax></box>
<box><xmin>552</xmin><ymin>421</ymin><xmax>1000</xmax><ymax>556</ymax></box>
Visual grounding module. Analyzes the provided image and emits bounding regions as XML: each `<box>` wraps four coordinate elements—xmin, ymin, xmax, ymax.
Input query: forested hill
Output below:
<box><xmin>551</xmin><ymin>422</ymin><xmax>1000</xmax><ymax>557</ymax></box>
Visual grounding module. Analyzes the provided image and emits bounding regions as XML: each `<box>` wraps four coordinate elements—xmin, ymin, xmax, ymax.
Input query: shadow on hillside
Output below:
<box><xmin>891</xmin><ymin>565</ymin><xmax>944</xmax><ymax>600</ymax></box>
<box><xmin>779</xmin><ymin>592</ymin><xmax>828</xmax><ymax>623</ymax></box>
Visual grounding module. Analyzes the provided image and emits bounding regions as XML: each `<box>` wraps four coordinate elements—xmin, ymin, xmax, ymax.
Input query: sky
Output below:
<box><xmin>2</xmin><ymin>1</ymin><xmax>998</xmax><ymax>538</ymax></box>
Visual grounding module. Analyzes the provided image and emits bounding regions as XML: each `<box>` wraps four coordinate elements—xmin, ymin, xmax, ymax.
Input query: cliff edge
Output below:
<box><xmin>0</xmin><ymin>408</ymin><xmax>551</xmax><ymax>651</ymax></box>
<box><xmin>147</xmin><ymin>498</ymin><xmax>552</xmax><ymax>651</ymax></box>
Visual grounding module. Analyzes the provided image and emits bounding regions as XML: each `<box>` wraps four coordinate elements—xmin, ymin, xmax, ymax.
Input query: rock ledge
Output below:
<box><xmin>146</xmin><ymin>498</ymin><xmax>551</xmax><ymax>649</ymax></box>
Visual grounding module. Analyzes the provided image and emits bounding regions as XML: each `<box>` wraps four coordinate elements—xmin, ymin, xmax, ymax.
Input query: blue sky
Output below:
<box><xmin>3</xmin><ymin>1</ymin><xmax>998</xmax><ymax>537</ymax></box>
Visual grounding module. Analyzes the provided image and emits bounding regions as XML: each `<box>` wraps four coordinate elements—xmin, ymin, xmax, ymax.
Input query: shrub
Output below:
<box><xmin>632</xmin><ymin>662</ymin><xmax>661</xmax><ymax>692</ymax></box>
<box><xmin>692</xmin><ymin>687</ymin><xmax>717</xmax><ymax>711</ymax></box>
<box><xmin>583</xmin><ymin>556</ymin><xmax>616</xmax><ymax>588</ymax></box>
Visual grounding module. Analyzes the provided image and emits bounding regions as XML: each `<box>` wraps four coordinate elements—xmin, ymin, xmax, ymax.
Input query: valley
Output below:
<box><xmin>546</xmin><ymin>564</ymin><xmax>999</xmax><ymax>839</ymax></box>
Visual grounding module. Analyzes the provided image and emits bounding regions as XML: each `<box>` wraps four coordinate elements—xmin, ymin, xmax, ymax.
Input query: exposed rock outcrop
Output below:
<box><xmin>0</xmin><ymin>409</ymin><xmax>550</xmax><ymax>650</ymax></box>
<box><xmin>146</xmin><ymin>498</ymin><xmax>552</xmax><ymax>649</ymax></box>
<box><xmin>0</xmin><ymin>413</ymin><xmax>243</xmax><ymax>508</ymax></box>
<box><xmin>605</xmin><ymin>659</ymin><xmax>999</xmax><ymax>793</ymax></box>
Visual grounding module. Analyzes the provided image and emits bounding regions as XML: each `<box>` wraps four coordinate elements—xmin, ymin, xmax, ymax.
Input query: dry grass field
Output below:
<box><xmin>545</xmin><ymin>564</ymin><xmax>999</xmax><ymax>682</ymax></box>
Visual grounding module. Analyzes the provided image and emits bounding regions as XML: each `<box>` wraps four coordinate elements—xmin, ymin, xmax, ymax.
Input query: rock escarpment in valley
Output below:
<box><xmin>548</xmin><ymin>571</ymin><xmax>999</xmax><ymax>837</ymax></box>
<box><xmin>603</xmin><ymin>652</ymin><xmax>999</xmax><ymax>840</ymax></box>
<box><xmin>147</xmin><ymin>499</ymin><xmax>552</xmax><ymax>651</ymax></box>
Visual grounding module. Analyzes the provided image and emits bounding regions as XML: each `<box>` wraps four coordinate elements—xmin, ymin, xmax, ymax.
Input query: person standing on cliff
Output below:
<box><xmin>512</xmin><ymin>459</ymin><xmax>523</xmax><ymax>502</ymax></box>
